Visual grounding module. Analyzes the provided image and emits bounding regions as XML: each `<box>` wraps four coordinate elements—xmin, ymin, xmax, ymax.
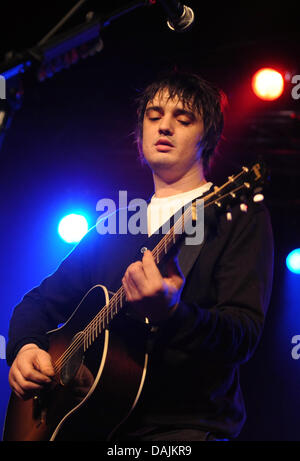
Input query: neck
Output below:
<box><xmin>152</xmin><ymin>164</ymin><xmax>207</xmax><ymax>198</ymax></box>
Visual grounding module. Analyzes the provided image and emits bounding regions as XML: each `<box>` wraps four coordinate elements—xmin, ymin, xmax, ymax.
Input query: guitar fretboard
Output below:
<box><xmin>53</xmin><ymin>163</ymin><xmax>264</xmax><ymax>374</ymax></box>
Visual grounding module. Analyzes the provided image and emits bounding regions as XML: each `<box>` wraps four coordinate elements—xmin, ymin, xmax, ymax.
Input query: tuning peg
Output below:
<box><xmin>239</xmin><ymin>195</ymin><xmax>248</xmax><ymax>213</ymax></box>
<box><xmin>253</xmin><ymin>187</ymin><xmax>264</xmax><ymax>203</ymax></box>
<box><xmin>226</xmin><ymin>205</ymin><xmax>232</xmax><ymax>221</ymax></box>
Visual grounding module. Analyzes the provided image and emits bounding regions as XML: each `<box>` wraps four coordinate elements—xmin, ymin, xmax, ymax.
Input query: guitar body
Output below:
<box><xmin>3</xmin><ymin>162</ymin><xmax>266</xmax><ymax>442</ymax></box>
<box><xmin>3</xmin><ymin>285</ymin><xmax>149</xmax><ymax>441</ymax></box>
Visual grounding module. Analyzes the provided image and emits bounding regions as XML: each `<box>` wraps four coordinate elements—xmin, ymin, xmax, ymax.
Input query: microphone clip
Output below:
<box><xmin>167</xmin><ymin>4</ymin><xmax>194</xmax><ymax>32</ymax></box>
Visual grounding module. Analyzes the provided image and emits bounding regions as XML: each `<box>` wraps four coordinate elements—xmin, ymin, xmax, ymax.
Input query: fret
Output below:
<box><xmin>54</xmin><ymin>163</ymin><xmax>264</xmax><ymax>369</ymax></box>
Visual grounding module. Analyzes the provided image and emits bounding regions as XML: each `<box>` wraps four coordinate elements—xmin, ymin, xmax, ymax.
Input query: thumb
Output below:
<box><xmin>33</xmin><ymin>350</ymin><xmax>55</xmax><ymax>377</ymax></box>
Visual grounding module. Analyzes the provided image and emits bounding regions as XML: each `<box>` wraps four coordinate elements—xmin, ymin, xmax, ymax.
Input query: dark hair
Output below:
<box><xmin>135</xmin><ymin>70</ymin><xmax>227</xmax><ymax>174</ymax></box>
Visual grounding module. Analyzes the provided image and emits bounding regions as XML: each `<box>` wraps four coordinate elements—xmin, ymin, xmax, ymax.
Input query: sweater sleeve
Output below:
<box><xmin>6</xmin><ymin>226</ymin><xmax>99</xmax><ymax>366</ymax></box>
<box><xmin>154</xmin><ymin>203</ymin><xmax>274</xmax><ymax>366</ymax></box>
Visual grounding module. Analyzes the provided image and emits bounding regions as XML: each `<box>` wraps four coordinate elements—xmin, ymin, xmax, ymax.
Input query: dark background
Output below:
<box><xmin>0</xmin><ymin>0</ymin><xmax>300</xmax><ymax>441</ymax></box>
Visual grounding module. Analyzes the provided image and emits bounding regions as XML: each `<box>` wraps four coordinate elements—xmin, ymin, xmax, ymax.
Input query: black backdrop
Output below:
<box><xmin>0</xmin><ymin>1</ymin><xmax>300</xmax><ymax>441</ymax></box>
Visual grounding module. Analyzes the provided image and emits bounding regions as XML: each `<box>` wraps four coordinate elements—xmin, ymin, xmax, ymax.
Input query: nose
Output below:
<box><xmin>158</xmin><ymin>115</ymin><xmax>174</xmax><ymax>136</ymax></box>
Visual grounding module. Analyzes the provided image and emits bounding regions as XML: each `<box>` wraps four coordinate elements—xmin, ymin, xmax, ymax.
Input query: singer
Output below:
<box><xmin>5</xmin><ymin>70</ymin><xmax>274</xmax><ymax>442</ymax></box>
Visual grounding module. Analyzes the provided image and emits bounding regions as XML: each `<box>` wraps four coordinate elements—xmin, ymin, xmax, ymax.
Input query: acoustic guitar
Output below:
<box><xmin>3</xmin><ymin>163</ymin><xmax>266</xmax><ymax>441</ymax></box>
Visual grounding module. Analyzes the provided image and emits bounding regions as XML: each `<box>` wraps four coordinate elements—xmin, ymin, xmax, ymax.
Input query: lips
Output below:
<box><xmin>155</xmin><ymin>138</ymin><xmax>174</xmax><ymax>151</ymax></box>
<box><xmin>155</xmin><ymin>138</ymin><xmax>174</xmax><ymax>147</ymax></box>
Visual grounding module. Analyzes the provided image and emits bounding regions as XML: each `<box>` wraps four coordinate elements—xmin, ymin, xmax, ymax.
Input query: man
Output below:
<box><xmin>6</xmin><ymin>71</ymin><xmax>274</xmax><ymax>441</ymax></box>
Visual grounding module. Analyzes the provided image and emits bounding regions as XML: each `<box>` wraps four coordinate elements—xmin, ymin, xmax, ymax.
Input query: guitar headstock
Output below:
<box><xmin>203</xmin><ymin>162</ymin><xmax>268</xmax><ymax>220</ymax></box>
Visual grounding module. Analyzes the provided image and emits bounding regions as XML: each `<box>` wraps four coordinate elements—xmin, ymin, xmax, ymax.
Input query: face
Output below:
<box><xmin>142</xmin><ymin>89</ymin><xmax>205</xmax><ymax>180</ymax></box>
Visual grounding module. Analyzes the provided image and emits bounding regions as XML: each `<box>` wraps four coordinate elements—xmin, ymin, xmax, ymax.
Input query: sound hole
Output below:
<box><xmin>60</xmin><ymin>332</ymin><xmax>84</xmax><ymax>385</ymax></box>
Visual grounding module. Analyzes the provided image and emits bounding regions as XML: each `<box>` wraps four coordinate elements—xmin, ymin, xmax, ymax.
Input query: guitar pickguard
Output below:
<box><xmin>60</xmin><ymin>332</ymin><xmax>85</xmax><ymax>386</ymax></box>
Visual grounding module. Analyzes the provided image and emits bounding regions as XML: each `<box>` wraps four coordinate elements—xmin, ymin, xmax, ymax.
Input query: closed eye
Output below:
<box><xmin>178</xmin><ymin>120</ymin><xmax>191</xmax><ymax>126</ymax></box>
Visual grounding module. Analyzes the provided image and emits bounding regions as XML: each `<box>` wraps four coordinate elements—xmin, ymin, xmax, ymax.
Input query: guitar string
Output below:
<box><xmin>82</xmin><ymin>175</ymin><xmax>252</xmax><ymax>337</ymax></box>
<box><xmin>52</xmin><ymin>200</ymin><xmax>196</xmax><ymax>374</ymax></box>
<box><xmin>52</xmin><ymin>179</ymin><xmax>252</xmax><ymax>374</ymax></box>
<box><xmin>52</xmin><ymin>206</ymin><xmax>191</xmax><ymax>374</ymax></box>
<box><xmin>75</xmin><ymin>204</ymin><xmax>188</xmax><ymax>336</ymax></box>
<box><xmin>52</xmin><ymin>177</ymin><xmax>254</xmax><ymax>373</ymax></box>
<box><xmin>52</xmin><ymin>179</ymin><xmax>251</xmax><ymax>374</ymax></box>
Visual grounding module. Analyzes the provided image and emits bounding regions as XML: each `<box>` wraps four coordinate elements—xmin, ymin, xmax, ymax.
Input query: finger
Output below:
<box><xmin>32</xmin><ymin>352</ymin><xmax>55</xmax><ymax>378</ymax></box>
<box><xmin>142</xmin><ymin>250</ymin><xmax>163</xmax><ymax>284</ymax></box>
<box><xmin>18</xmin><ymin>358</ymin><xmax>53</xmax><ymax>384</ymax></box>
<box><xmin>9</xmin><ymin>372</ymin><xmax>25</xmax><ymax>399</ymax></box>
<box><xmin>12</xmin><ymin>383</ymin><xmax>25</xmax><ymax>400</ymax></box>
<box><xmin>125</xmin><ymin>262</ymin><xmax>148</xmax><ymax>295</ymax></box>
<box><xmin>14</xmin><ymin>389</ymin><xmax>24</xmax><ymax>400</ymax></box>
<box><xmin>11</xmin><ymin>367</ymin><xmax>44</xmax><ymax>395</ymax></box>
<box><xmin>123</xmin><ymin>274</ymin><xmax>140</xmax><ymax>301</ymax></box>
<box><xmin>122</xmin><ymin>276</ymin><xmax>134</xmax><ymax>302</ymax></box>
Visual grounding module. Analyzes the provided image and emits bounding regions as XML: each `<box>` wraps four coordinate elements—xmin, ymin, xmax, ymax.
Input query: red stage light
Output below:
<box><xmin>252</xmin><ymin>68</ymin><xmax>284</xmax><ymax>101</ymax></box>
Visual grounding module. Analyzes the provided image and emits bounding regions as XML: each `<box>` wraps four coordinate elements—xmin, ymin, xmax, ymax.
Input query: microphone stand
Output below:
<box><xmin>0</xmin><ymin>0</ymin><xmax>152</xmax><ymax>151</ymax></box>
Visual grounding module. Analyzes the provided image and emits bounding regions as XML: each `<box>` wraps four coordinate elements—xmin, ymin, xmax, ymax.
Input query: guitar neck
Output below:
<box><xmin>70</xmin><ymin>162</ymin><xmax>265</xmax><ymax>354</ymax></box>
<box><xmin>81</xmin><ymin>204</ymin><xmax>193</xmax><ymax>350</ymax></box>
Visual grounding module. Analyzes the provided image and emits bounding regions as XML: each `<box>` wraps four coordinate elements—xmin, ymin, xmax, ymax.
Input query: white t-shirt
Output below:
<box><xmin>147</xmin><ymin>182</ymin><xmax>213</xmax><ymax>236</ymax></box>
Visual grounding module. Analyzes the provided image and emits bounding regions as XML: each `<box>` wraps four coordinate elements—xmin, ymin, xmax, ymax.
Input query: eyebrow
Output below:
<box><xmin>145</xmin><ymin>105</ymin><xmax>197</xmax><ymax>121</ymax></box>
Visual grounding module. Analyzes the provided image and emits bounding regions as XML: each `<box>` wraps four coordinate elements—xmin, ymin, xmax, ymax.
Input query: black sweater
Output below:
<box><xmin>6</xmin><ymin>200</ymin><xmax>274</xmax><ymax>439</ymax></box>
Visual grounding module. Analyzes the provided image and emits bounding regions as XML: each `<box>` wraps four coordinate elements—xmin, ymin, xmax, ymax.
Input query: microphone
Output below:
<box><xmin>158</xmin><ymin>0</ymin><xmax>194</xmax><ymax>32</ymax></box>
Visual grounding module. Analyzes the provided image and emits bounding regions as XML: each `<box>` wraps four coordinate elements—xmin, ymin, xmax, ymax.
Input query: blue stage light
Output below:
<box><xmin>58</xmin><ymin>213</ymin><xmax>88</xmax><ymax>243</ymax></box>
<box><xmin>286</xmin><ymin>249</ymin><xmax>300</xmax><ymax>274</ymax></box>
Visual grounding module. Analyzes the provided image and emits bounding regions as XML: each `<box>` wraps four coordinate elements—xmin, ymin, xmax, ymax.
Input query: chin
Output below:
<box><xmin>144</xmin><ymin>153</ymin><xmax>177</xmax><ymax>170</ymax></box>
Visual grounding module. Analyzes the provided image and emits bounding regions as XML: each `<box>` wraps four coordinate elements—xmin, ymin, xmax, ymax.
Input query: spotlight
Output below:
<box><xmin>252</xmin><ymin>68</ymin><xmax>284</xmax><ymax>101</ymax></box>
<box><xmin>286</xmin><ymin>249</ymin><xmax>300</xmax><ymax>274</ymax></box>
<box><xmin>58</xmin><ymin>213</ymin><xmax>89</xmax><ymax>243</ymax></box>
